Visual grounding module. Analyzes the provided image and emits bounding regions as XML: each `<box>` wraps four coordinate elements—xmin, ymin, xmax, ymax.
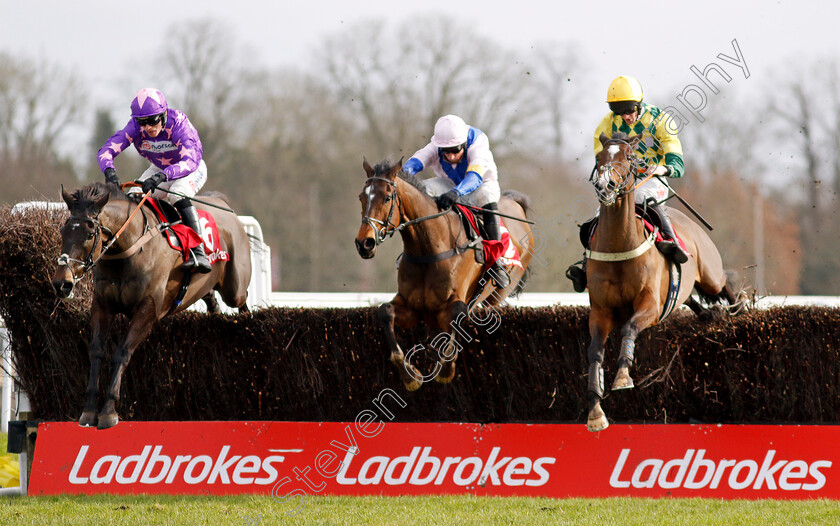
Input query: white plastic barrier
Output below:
<box><xmin>264</xmin><ymin>292</ymin><xmax>840</xmax><ymax>309</ymax></box>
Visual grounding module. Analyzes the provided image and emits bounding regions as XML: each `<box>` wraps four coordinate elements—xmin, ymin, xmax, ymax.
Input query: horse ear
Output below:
<box><xmin>60</xmin><ymin>185</ymin><xmax>74</xmax><ymax>208</ymax></box>
<box><xmin>629</xmin><ymin>134</ymin><xmax>644</xmax><ymax>148</ymax></box>
<box><xmin>389</xmin><ymin>157</ymin><xmax>404</xmax><ymax>179</ymax></box>
<box><xmin>599</xmin><ymin>133</ymin><xmax>610</xmax><ymax>146</ymax></box>
<box><xmin>363</xmin><ymin>157</ymin><xmax>376</xmax><ymax>178</ymax></box>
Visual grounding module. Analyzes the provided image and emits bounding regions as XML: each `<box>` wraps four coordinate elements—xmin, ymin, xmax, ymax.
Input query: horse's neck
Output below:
<box><xmin>100</xmin><ymin>200</ymin><xmax>149</xmax><ymax>250</ymax></box>
<box><xmin>396</xmin><ymin>179</ymin><xmax>458</xmax><ymax>252</ymax></box>
<box><xmin>595</xmin><ymin>193</ymin><xmax>643</xmax><ymax>251</ymax></box>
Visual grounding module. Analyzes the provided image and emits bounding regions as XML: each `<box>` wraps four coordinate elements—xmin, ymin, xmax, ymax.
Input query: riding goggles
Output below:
<box><xmin>135</xmin><ymin>113</ymin><xmax>164</xmax><ymax>127</ymax></box>
<box><xmin>440</xmin><ymin>143</ymin><xmax>465</xmax><ymax>154</ymax></box>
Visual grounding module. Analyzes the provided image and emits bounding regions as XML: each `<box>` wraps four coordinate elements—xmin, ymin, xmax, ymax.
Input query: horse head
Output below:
<box><xmin>355</xmin><ymin>157</ymin><xmax>404</xmax><ymax>259</ymax></box>
<box><xmin>52</xmin><ymin>183</ymin><xmax>112</xmax><ymax>298</ymax></box>
<box><xmin>592</xmin><ymin>132</ymin><xmax>643</xmax><ymax>206</ymax></box>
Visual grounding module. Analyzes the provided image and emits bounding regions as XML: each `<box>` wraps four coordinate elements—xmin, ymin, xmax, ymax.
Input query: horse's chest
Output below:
<box><xmin>95</xmin><ymin>278</ymin><xmax>147</xmax><ymax>309</ymax></box>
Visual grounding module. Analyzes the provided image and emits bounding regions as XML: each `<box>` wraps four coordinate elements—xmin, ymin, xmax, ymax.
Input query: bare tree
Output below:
<box><xmin>158</xmin><ymin>19</ymin><xmax>252</xmax><ymax>166</ymax></box>
<box><xmin>315</xmin><ymin>16</ymin><xmax>545</xmax><ymax>158</ymax></box>
<box><xmin>0</xmin><ymin>52</ymin><xmax>85</xmax><ymax>203</ymax></box>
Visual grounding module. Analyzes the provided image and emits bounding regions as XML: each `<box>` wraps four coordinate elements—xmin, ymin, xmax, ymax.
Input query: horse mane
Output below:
<box><xmin>68</xmin><ymin>182</ymin><xmax>130</xmax><ymax>213</ymax></box>
<box><xmin>372</xmin><ymin>158</ymin><xmax>429</xmax><ymax>196</ymax></box>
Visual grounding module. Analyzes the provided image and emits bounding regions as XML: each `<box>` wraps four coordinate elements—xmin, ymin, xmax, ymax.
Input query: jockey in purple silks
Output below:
<box><xmin>97</xmin><ymin>88</ymin><xmax>211</xmax><ymax>273</ymax></box>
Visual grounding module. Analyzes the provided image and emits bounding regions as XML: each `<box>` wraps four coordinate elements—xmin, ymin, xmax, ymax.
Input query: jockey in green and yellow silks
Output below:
<box><xmin>566</xmin><ymin>76</ymin><xmax>689</xmax><ymax>292</ymax></box>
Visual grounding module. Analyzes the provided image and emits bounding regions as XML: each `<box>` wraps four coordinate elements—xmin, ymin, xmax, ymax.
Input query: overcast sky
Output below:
<box><xmin>2</xmin><ymin>0</ymin><xmax>837</xmax><ymax>168</ymax></box>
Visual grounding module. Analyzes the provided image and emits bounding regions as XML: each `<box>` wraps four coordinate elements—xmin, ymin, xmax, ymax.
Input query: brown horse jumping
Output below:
<box><xmin>584</xmin><ymin>133</ymin><xmax>743</xmax><ymax>432</ymax></box>
<box><xmin>52</xmin><ymin>182</ymin><xmax>251</xmax><ymax>429</ymax></box>
<box><xmin>355</xmin><ymin>159</ymin><xmax>533</xmax><ymax>390</ymax></box>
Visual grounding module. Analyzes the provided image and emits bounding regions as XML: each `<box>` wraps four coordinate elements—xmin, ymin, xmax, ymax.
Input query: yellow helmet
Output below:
<box><xmin>606</xmin><ymin>76</ymin><xmax>644</xmax><ymax>103</ymax></box>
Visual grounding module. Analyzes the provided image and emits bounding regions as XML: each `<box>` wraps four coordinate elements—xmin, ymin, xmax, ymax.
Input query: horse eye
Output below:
<box><xmin>86</xmin><ymin>232</ymin><xmax>95</xmax><ymax>240</ymax></box>
<box><xmin>384</xmin><ymin>195</ymin><xmax>392</xmax><ymax>203</ymax></box>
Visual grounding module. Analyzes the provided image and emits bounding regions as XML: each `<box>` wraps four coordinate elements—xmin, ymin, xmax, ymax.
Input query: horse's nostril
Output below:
<box><xmin>363</xmin><ymin>238</ymin><xmax>375</xmax><ymax>251</ymax></box>
<box><xmin>53</xmin><ymin>280</ymin><xmax>74</xmax><ymax>298</ymax></box>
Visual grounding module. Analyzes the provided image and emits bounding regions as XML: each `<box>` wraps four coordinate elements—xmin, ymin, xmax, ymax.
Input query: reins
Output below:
<box><xmin>56</xmin><ymin>190</ymin><xmax>153</xmax><ymax>281</ymax></box>
<box><xmin>362</xmin><ymin>176</ymin><xmax>450</xmax><ymax>245</ymax></box>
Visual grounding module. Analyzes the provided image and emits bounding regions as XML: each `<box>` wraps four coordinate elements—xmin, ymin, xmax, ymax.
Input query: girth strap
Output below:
<box><xmin>166</xmin><ymin>269</ymin><xmax>193</xmax><ymax>316</ymax></box>
<box><xmin>399</xmin><ymin>241</ymin><xmax>478</xmax><ymax>264</ymax></box>
<box><xmin>659</xmin><ymin>260</ymin><xmax>682</xmax><ymax>322</ymax></box>
<box><xmin>585</xmin><ymin>229</ymin><xmax>657</xmax><ymax>262</ymax></box>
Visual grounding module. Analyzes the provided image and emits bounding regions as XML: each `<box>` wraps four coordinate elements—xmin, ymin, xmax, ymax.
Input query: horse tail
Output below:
<box><xmin>695</xmin><ymin>269</ymin><xmax>749</xmax><ymax>311</ymax></box>
<box><xmin>501</xmin><ymin>189</ymin><xmax>531</xmax><ymax>217</ymax></box>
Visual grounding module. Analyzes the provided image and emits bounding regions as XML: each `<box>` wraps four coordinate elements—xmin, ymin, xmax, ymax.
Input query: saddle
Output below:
<box><xmin>454</xmin><ymin>204</ymin><xmax>522</xmax><ymax>271</ymax></box>
<box><xmin>144</xmin><ymin>199</ymin><xmax>203</xmax><ymax>260</ymax></box>
<box><xmin>579</xmin><ymin>204</ymin><xmax>687</xmax><ymax>254</ymax></box>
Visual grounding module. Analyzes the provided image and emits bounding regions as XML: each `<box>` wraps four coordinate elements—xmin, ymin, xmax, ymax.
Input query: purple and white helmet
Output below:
<box><xmin>130</xmin><ymin>88</ymin><xmax>168</xmax><ymax>118</ymax></box>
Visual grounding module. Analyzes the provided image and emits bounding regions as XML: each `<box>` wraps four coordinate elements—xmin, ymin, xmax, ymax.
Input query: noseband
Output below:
<box><xmin>590</xmin><ymin>140</ymin><xmax>644</xmax><ymax>206</ymax></box>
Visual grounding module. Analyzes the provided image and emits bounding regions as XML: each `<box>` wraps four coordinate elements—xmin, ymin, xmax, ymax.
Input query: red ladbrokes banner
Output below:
<box><xmin>29</xmin><ymin>422</ymin><xmax>838</xmax><ymax>500</ymax></box>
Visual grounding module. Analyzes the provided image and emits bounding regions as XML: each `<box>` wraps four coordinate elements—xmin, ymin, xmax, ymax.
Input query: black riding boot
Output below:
<box><xmin>566</xmin><ymin>258</ymin><xmax>587</xmax><ymax>293</ymax></box>
<box><xmin>650</xmin><ymin>203</ymin><xmax>689</xmax><ymax>264</ymax></box>
<box><xmin>174</xmin><ymin>198</ymin><xmax>212</xmax><ymax>273</ymax></box>
<box><xmin>483</xmin><ymin>203</ymin><xmax>510</xmax><ymax>288</ymax></box>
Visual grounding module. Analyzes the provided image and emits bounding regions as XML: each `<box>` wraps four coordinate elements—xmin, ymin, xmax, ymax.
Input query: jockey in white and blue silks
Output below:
<box><xmin>402</xmin><ymin>114</ymin><xmax>508</xmax><ymax>288</ymax></box>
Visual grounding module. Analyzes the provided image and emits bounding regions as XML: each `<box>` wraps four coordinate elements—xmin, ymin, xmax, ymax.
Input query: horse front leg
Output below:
<box><xmin>612</xmin><ymin>294</ymin><xmax>659</xmax><ymax>390</ymax></box>
<box><xmin>98</xmin><ymin>299</ymin><xmax>159</xmax><ymax>429</ymax></box>
<box><xmin>377</xmin><ymin>299</ymin><xmax>423</xmax><ymax>391</ymax></box>
<box><xmin>587</xmin><ymin>308</ymin><xmax>613</xmax><ymax>432</ymax></box>
<box><xmin>79</xmin><ymin>302</ymin><xmax>113</xmax><ymax>427</ymax></box>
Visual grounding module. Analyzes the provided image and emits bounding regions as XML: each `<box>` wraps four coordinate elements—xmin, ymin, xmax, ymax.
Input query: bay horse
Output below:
<box><xmin>585</xmin><ymin>133</ymin><xmax>743</xmax><ymax>432</ymax></box>
<box><xmin>355</xmin><ymin>159</ymin><xmax>533</xmax><ymax>390</ymax></box>
<box><xmin>52</xmin><ymin>182</ymin><xmax>251</xmax><ymax>429</ymax></box>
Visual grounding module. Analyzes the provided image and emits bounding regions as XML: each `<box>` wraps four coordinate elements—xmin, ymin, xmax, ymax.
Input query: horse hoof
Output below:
<box><xmin>79</xmin><ymin>411</ymin><xmax>98</xmax><ymax>427</ymax></box>
<box><xmin>587</xmin><ymin>414</ymin><xmax>610</xmax><ymax>432</ymax></box>
<box><xmin>404</xmin><ymin>379</ymin><xmax>422</xmax><ymax>391</ymax></box>
<box><xmin>612</xmin><ymin>371</ymin><xmax>635</xmax><ymax>390</ymax></box>
<box><xmin>586</xmin><ymin>415</ymin><xmax>610</xmax><ymax>433</ymax></box>
<box><xmin>97</xmin><ymin>413</ymin><xmax>119</xmax><ymax>429</ymax></box>
<box><xmin>434</xmin><ymin>361</ymin><xmax>456</xmax><ymax>384</ymax></box>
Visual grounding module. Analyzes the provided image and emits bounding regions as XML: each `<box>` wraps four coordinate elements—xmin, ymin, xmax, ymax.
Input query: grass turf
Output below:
<box><xmin>2</xmin><ymin>495</ymin><xmax>839</xmax><ymax>525</ymax></box>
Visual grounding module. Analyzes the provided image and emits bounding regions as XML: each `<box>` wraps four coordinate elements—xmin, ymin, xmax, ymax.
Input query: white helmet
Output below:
<box><xmin>432</xmin><ymin>115</ymin><xmax>469</xmax><ymax>149</ymax></box>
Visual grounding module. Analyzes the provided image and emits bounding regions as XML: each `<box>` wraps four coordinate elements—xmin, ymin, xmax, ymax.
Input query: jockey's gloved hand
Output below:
<box><xmin>104</xmin><ymin>168</ymin><xmax>120</xmax><ymax>187</ymax></box>
<box><xmin>139</xmin><ymin>172</ymin><xmax>166</xmax><ymax>194</ymax></box>
<box><xmin>436</xmin><ymin>190</ymin><xmax>459</xmax><ymax>210</ymax></box>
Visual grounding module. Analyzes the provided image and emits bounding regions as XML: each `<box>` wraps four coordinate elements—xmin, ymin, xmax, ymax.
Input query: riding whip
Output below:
<box><xmin>655</xmin><ymin>176</ymin><xmax>714</xmax><ymax>231</ymax></box>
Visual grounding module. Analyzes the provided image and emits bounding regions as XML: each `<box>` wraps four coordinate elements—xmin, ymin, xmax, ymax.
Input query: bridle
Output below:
<box><xmin>590</xmin><ymin>139</ymin><xmax>645</xmax><ymax>206</ymax></box>
<box><xmin>56</xmin><ymin>193</ymin><xmax>153</xmax><ymax>283</ymax></box>
<box><xmin>56</xmin><ymin>215</ymin><xmax>112</xmax><ymax>282</ymax></box>
<box><xmin>361</xmin><ymin>176</ymin><xmax>449</xmax><ymax>245</ymax></box>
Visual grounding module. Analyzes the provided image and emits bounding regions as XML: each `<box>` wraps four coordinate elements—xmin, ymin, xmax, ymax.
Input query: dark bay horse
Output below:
<box><xmin>355</xmin><ymin>159</ymin><xmax>533</xmax><ymax>390</ymax></box>
<box><xmin>52</xmin><ymin>182</ymin><xmax>251</xmax><ymax>429</ymax></box>
<box><xmin>584</xmin><ymin>133</ymin><xmax>743</xmax><ymax>432</ymax></box>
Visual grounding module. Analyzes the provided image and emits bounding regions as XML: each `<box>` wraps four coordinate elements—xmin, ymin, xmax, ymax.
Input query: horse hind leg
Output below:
<box><xmin>378</xmin><ymin>302</ymin><xmax>422</xmax><ymax>391</ymax></box>
<box><xmin>202</xmin><ymin>292</ymin><xmax>220</xmax><ymax>313</ymax></box>
<box><xmin>722</xmin><ymin>270</ymin><xmax>749</xmax><ymax>315</ymax></box>
<box><xmin>434</xmin><ymin>301</ymin><xmax>469</xmax><ymax>384</ymax></box>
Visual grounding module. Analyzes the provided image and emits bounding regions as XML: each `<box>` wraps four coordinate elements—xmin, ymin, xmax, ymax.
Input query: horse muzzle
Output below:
<box><xmin>52</xmin><ymin>275</ymin><xmax>75</xmax><ymax>298</ymax></box>
<box><xmin>355</xmin><ymin>236</ymin><xmax>376</xmax><ymax>259</ymax></box>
